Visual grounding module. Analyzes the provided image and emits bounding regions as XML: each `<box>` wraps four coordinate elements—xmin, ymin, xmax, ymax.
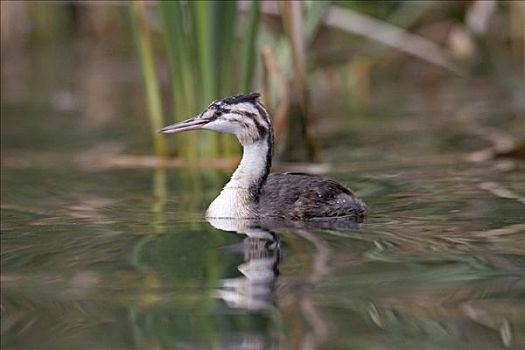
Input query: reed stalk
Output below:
<box><xmin>214</xmin><ymin>1</ymin><xmax>238</xmax><ymax>155</ymax></box>
<box><xmin>280</xmin><ymin>1</ymin><xmax>318</xmax><ymax>161</ymax></box>
<box><xmin>158</xmin><ymin>1</ymin><xmax>198</xmax><ymax>159</ymax></box>
<box><xmin>130</xmin><ymin>1</ymin><xmax>166</xmax><ymax>157</ymax></box>
<box><xmin>239</xmin><ymin>1</ymin><xmax>261</xmax><ymax>92</ymax></box>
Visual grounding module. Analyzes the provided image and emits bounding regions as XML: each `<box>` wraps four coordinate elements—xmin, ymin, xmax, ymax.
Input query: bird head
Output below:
<box><xmin>158</xmin><ymin>92</ymin><xmax>271</xmax><ymax>145</ymax></box>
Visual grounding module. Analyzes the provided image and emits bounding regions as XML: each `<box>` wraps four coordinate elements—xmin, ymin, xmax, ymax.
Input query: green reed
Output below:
<box><xmin>131</xmin><ymin>1</ymin><xmax>261</xmax><ymax>159</ymax></box>
<box><xmin>130</xmin><ymin>2</ymin><xmax>167</xmax><ymax>157</ymax></box>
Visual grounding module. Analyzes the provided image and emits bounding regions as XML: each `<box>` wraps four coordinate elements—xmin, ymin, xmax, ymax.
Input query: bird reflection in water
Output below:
<box><xmin>210</xmin><ymin>219</ymin><xmax>280</xmax><ymax>312</ymax></box>
<box><xmin>207</xmin><ymin>217</ymin><xmax>363</xmax><ymax>350</ymax></box>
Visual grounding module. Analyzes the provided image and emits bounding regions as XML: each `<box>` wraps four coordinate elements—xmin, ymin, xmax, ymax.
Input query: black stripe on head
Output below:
<box><xmin>221</xmin><ymin>92</ymin><xmax>260</xmax><ymax>105</ymax></box>
<box><xmin>238</xmin><ymin>111</ymin><xmax>268</xmax><ymax>140</ymax></box>
<box><xmin>206</xmin><ymin>104</ymin><xmax>230</xmax><ymax>121</ymax></box>
<box><xmin>253</xmin><ymin>101</ymin><xmax>271</xmax><ymax>124</ymax></box>
<box><xmin>253</xmin><ymin>102</ymin><xmax>274</xmax><ymax>150</ymax></box>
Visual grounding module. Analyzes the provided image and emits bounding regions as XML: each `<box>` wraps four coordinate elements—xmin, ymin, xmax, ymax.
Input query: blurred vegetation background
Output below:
<box><xmin>1</xmin><ymin>0</ymin><xmax>523</xmax><ymax>161</ymax></box>
<box><xmin>2</xmin><ymin>2</ymin><xmax>524</xmax><ymax>349</ymax></box>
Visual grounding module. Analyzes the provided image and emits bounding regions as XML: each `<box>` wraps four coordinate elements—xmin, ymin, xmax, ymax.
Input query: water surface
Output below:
<box><xmin>2</xmin><ymin>46</ymin><xmax>525</xmax><ymax>350</ymax></box>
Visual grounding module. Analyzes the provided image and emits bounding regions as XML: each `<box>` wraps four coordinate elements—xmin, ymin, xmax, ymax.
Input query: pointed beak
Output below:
<box><xmin>157</xmin><ymin>116</ymin><xmax>209</xmax><ymax>134</ymax></box>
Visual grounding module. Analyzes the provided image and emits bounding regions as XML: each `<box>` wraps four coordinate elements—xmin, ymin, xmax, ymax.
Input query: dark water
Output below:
<box><xmin>2</xmin><ymin>48</ymin><xmax>525</xmax><ymax>349</ymax></box>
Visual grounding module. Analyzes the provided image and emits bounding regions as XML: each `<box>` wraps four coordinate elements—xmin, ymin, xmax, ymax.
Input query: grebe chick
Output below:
<box><xmin>159</xmin><ymin>92</ymin><xmax>367</xmax><ymax>220</ymax></box>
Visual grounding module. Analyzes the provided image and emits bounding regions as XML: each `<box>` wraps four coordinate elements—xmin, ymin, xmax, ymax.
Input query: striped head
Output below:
<box><xmin>159</xmin><ymin>92</ymin><xmax>272</xmax><ymax>145</ymax></box>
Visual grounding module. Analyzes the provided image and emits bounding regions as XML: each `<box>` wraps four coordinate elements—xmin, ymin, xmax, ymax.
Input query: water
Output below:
<box><xmin>2</xmin><ymin>48</ymin><xmax>525</xmax><ymax>349</ymax></box>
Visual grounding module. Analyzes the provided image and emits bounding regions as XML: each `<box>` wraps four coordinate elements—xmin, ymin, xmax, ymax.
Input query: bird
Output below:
<box><xmin>158</xmin><ymin>92</ymin><xmax>367</xmax><ymax>220</ymax></box>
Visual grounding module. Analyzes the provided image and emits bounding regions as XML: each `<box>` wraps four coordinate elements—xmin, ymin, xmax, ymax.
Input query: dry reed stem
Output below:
<box><xmin>240</xmin><ymin>2</ymin><xmax>460</xmax><ymax>74</ymax></box>
<box><xmin>465</xmin><ymin>0</ymin><xmax>497</xmax><ymax>36</ymax></box>
<box><xmin>261</xmin><ymin>46</ymin><xmax>290</xmax><ymax>144</ymax></box>
<box><xmin>94</xmin><ymin>154</ymin><xmax>240</xmax><ymax>170</ymax></box>
<box><xmin>324</xmin><ymin>6</ymin><xmax>460</xmax><ymax>74</ymax></box>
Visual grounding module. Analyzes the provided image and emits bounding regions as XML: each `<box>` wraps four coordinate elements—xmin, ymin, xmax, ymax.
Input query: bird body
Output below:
<box><xmin>159</xmin><ymin>93</ymin><xmax>367</xmax><ymax>220</ymax></box>
<box><xmin>259</xmin><ymin>173</ymin><xmax>366</xmax><ymax>219</ymax></box>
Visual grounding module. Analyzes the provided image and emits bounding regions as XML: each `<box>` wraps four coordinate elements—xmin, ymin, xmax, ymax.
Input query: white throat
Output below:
<box><xmin>206</xmin><ymin>140</ymin><xmax>270</xmax><ymax>218</ymax></box>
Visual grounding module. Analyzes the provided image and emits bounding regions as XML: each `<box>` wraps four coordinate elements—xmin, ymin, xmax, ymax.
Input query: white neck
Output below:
<box><xmin>226</xmin><ymin>140</ymin><xmax>269</xmax><ymax>190</ymax></box>
<box><xmin>206</xmin><ymin>139</ymin><xmax>271</xmax><ymax>218</ymax></box>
